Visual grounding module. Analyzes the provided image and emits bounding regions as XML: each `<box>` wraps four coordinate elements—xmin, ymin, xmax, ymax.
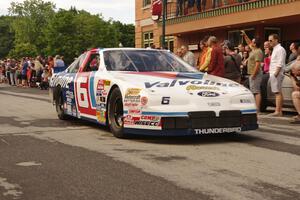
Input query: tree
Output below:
<box><xmin>9</xmin><ymin>0</ymin><xmax>55</xmax><ymax>55</ymax></box>
<box><xmin>4</xmin><ymin>0</ymin><xmax>135</xmax><ymax>62</ymax></box>
<box><xmin>44</xmin><ymin>8</ymin><xmax>121</xmax><ymax>64</ymax></box>
<box><xmin>0</xmin><ymin>16</ymin><xmax>15</xmax><ymax>59</ymax></box>
<box><xmin>9</xmin><ymin>42</ymin><xmax>38</xmax><ymax>58</ymax></box>
<box><xmin>113</xmin><ymin>21</ymin><xmax>135</xmax><ymax>48</ymax></box>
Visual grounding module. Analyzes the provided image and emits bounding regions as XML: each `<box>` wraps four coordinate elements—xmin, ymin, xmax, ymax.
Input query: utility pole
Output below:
<box><xmin>162</xmin><ymin>0</ymin><xmax>167</xmax><ymax>48</ymax></box>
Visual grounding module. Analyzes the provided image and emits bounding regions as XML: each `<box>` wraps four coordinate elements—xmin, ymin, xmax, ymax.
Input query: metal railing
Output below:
<box><xmin>164</xmin><ymin>0</ymin><xmax>296</xmax><ymax>25</ymax></box>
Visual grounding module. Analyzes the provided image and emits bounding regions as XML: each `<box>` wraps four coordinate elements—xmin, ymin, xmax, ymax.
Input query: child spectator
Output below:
<box><xmin>16</xmin><ymin>62</ymin><xmax>22</xmax><ymax>86</ymax></box>
<box><xmin>40</xmin><ymin>69</ymin><xmax>50</xmax><ymax>90</ymax></box>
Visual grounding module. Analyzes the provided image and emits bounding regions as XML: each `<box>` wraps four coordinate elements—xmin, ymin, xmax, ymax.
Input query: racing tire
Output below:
<box><xmin>55</xmin><ymin>89</ymin><xmax>68</xmax><ymax>120</ymax></box>
<box><xmin>108</xmin><ymin>88</ymin><xmax>127</xmax><ymax>138</ymax></box>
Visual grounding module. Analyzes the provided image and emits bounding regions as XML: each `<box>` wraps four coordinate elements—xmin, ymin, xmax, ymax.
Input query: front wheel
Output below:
<box><xmin>108</xmin><ymin>88</ymin><xmax>127</xmax><ymax>138</ymax></box>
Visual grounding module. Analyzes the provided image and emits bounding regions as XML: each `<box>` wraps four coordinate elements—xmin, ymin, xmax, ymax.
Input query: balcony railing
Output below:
<box><xmin>165</xmin><ymin>0</ymin><xmax>297</xmax><ymax>25</ymax></box>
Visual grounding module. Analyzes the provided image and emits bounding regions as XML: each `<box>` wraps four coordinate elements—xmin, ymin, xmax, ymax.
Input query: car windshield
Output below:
<box><xmin>103</xmin><ymin>49</ymin><xmax>197</xmax><ymax>72</ymax></box>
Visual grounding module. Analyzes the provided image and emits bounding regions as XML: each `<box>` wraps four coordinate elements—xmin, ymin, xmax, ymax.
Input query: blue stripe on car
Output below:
<box><xmin>241</xmin><ymin>109</ymin><xmax>257</xmax><ymax>114</ymax></box>
<box><xmin>89</xmin><ymin>72</ymin><xmax>96</xmax><ymax>108</ymax></box>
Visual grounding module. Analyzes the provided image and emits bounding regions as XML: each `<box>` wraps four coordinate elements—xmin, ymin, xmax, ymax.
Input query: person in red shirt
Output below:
<box><xmin>207</xmin><ymin>36</ymin><xmax>224</xmax><ymax>77</ymax></box>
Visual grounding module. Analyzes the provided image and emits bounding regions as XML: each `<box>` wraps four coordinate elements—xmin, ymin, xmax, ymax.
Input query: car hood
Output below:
<box><xmin>110</xmin><ymin>71</ymin><xmax>250</xmax><ymax>97</ymax></box>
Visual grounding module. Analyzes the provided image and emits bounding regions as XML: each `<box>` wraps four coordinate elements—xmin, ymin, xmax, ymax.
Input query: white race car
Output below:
<box><xmin>50</xmin><ymin>48</ymin><xmax>258</xmax><ymax>138</ymax></box>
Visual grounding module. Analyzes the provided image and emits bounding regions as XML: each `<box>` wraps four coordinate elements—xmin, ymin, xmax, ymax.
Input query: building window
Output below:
<box><xmin>165</xmin><ymin>36</ymin><xmax>174</xmax><ymax>52</ymax></box>
<box><xmin>143</xmin><ymin>32</ymin><xmax>154</xmax><ymax>48</ymax></box>
<box><xmin>143</xmin><ymin>0</ymin><xmax>152</xmax><ymax>7</ymax></box>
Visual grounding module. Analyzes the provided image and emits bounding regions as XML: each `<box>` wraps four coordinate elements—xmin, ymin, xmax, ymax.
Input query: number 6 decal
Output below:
<box><xmin>161</xmin><ymin>97</ymin><xmax>170</xmax><ymax>105</ymax></box>
<box><xmin>77</xmin><ymin>76</ymin><xmax>89</xmax><ymax>108</ymax></box>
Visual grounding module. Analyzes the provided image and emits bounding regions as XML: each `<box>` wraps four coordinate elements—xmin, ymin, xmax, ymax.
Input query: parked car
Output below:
<box><xmin>50</xmin><ymin>48</ymin><xmax>258</xmax><ymax>138</ymax></box>
<box><xmin>260</xmin><ymin>60</ymin><xmax>296</xmax><ymax>111</ymax></box>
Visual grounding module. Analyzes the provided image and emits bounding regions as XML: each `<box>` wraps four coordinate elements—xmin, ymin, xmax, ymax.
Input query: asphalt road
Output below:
<box><xmin>0</xmin><ymin>84</ymin><xmax>299</xmax><ymax>200</ymax></box>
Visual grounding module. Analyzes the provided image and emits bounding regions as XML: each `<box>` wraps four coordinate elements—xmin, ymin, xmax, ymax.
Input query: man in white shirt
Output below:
<box><xmin>268</xmin><ymin>34</ymin><xmax>286</xmax><ymax>116</ymax></box>
<box><xmin>181</xmin><ymin>45</ymin><xmax>195</xmax><ymax>67</ymax></box>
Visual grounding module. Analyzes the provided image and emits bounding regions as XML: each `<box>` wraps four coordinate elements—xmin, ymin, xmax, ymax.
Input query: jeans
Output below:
<box><xmin>5</xmin><ymin>71</ymin><xmax>11</xmax><ymax>85</ymax></box>
<box><xmin>10</xmin><ymin>72</ymin><xmax>17</xmax><ymax>85</ymax></box>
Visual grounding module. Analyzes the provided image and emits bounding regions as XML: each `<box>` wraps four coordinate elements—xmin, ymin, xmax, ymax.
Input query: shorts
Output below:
<box><xmin>269</xmin><ymin>73</ymin><xmax>284</xmax><ymax>93</ymax></box>
<box><xmin>21</xmin><ymin>74</ymin><xmax>27</xmax><ymax>80</ymax></box>
<box><xmin>249</xmin><ymin>73</ymin><xmax>262</xmax><ymax>94</ymax></box>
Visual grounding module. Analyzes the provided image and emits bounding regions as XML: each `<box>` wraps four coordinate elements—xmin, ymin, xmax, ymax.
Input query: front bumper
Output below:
<box><xmin>124</xmin><ymin>111</ymin><xmax>258</xmax><ymax>136</ymax></box>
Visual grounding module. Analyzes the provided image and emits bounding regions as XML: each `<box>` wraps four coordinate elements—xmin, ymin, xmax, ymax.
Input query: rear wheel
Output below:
<box><xmin>55</xmin><ymin>89</ymin><xmax>68</xmax><ymax>120</ymax></box>
<box><xmin>108</xmin><ymin>88</ymin><xmax>126</xmax><ymax>138</ymax></box>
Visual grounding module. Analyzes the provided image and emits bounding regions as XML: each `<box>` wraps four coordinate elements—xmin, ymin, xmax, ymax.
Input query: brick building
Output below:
<box><xmin>135</xmin><ymin>0</ymin><xmax>300</xmax><ymax>56</ymax></box>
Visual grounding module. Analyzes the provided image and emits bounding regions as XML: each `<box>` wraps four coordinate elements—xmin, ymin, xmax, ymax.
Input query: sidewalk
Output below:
<box><xmin>0</xmin><ymin>83</ymin><xmax>49</xmax><ymax>96</ymax></box>
<box><xmin>258</xmin><ymin>113</ymin><xmax>299</xmax><ymax>126</ymax></box>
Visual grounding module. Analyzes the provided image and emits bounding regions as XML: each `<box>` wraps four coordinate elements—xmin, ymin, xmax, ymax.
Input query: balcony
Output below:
<box><xmin>165</xmin><ymin>0</ymin><xmax>297</xmax><ymax>25</ymax></box>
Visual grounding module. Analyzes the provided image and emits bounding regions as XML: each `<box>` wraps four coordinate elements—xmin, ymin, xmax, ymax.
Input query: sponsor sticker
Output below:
<box><xmin>186</xmin><ymin>85</ymin><xmax>220</xmax><ymax>91</ymax></box>
<box><xmin>104</xmin><ymin>80</ymin><xmax>111</xmax><ymax>86</ymax></box>
<box><xmin>145</xmin><ymin>80</ymin><xmax>240</xmax><ymax>89</ymax></box>
<box><xmin>97</xmin><ymin>80</ymin><xmax>104</xmax><ymax>90</ymax></box>
<box><xmin>207</xmin><ymin>102</ymin><xmax>221</xmax><ymax>107</ymax></box>
<box><xmin>124</xmin><ymin>115</ymin><xmax>161</xmax><ymax>127</ymax></box>
<box><xmin>141</xmin><ymin>96</ymin><xmax>148</xmax><ymax>106</ymax></box>
<box><xmin>141</xmin><ymin>115</ymin><xmax>160</xmax><ymax>121</ymax></box>
<box><xmin>240</xmin><ymin>99</ymin><xmax>251</xmax><ymax>103</ymax></box>
<box><xmin>98</xmin><ymin>96</ymin><xmax>106</xmax><ymax>103</ymax></box>
<box><xmin>96</xmin><ymin>103</ymin><xmax>106</xmax><ymax>110</ymax></box>
<box><xmin>72</xmin><ymin>107</ymin><xmax>77</xmax><ymax>117</ymax></box>
<box><xmin>194</xmin><ymin>127</ymin><xmax>241</xmax><ymax>135</ymax></box>
<box><xmin>128</xmin><ymin>109</ymin><xmax>141</xmax><ymax>115</ymax></box>
<box><xmin>124</xmin><ymin>102</ymin><xmax>139</xmax><ymax>107</ymax></box>
<box><xmin>198</xmin><ymin>91</ymin><xmax>220</xmax><ymax>97</ymax></box>
<box><xmin>124</xmin><ymin>95</ymin><xmax>141</xmax><ymax>103</ymax></box>
<box><xmin>96</xmin><ymin>111</ymin><xmax>106</xmax><ymax>124</ymax></box>
<box><xmin>124</xmin><ymin>115</ymin><xmax>140</xmax><ymax>125</ymax></box>
<box><xmin>125</xmin><ymin>88</ymin><xmax>142</xmax><ymax>97</ymax></box>
<box><xmin>134</xmin><ymin>121</ymin><xmax>160</xmax><ymax>126</ymax></box>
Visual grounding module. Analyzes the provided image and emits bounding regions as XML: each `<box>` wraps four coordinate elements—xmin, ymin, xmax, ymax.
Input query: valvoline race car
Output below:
<box><xmin>50</xmin><ymin>48</ymin><xmax>258</xmax><ymax>138</ymax></box>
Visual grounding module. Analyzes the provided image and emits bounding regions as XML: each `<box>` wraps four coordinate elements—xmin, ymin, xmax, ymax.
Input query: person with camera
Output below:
<box><xmin>290</xmin><ymin>60</ymin><xmax>300</xmax><ymax>124</ymax></box>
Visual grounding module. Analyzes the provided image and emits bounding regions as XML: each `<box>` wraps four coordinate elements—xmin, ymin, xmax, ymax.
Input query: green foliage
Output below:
<box><xmin>0</xmin><ymin>16</ymin><xmax>15</xmax><ymax>58</ymax></box>
<box><xmin>113</xmin><ymin>21</ymin><xmax>135</xmax><ymax>47</ymax></box>
<box><xmin>9</xmin><ymin>42</ymin><xmax>38</xmax><ymax>58</ymax></box>
<box><xmin>9</xmin><ymin>0</ymin><xmax>56</xmax><ymax>53</ymax></box>
<box><xmin>2</xmin><ymin>0</ymin><xmax>135</xmax><ymax>64</ymax></box>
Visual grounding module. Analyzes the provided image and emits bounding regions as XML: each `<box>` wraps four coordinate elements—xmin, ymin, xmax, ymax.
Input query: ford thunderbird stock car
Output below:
<box><xmin>49</xmin><ymin>48</ymin><xmax>258</xmax><ymax>138</ymax></box>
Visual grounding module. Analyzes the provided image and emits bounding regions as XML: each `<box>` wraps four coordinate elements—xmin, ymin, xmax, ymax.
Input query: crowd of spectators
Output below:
<box><xmin>176</xmin><ymin>32</ymin><xmax>300</xmax><ymax>123</ymax></box>
<box><xmin>176</xmin><ymin>0</ymin><xmax>254</xmax><ymax>17</ymax></box>
<box><xmin>0</xmin><ymin>55</ymin><xmax>65</xmax><ymax>90</ymax></box>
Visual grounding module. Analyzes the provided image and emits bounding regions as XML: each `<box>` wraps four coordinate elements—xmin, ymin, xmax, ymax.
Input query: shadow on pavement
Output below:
<box><xmin>0</xmin><ymin>116</ymin><xmax>109</xmax><ymax>131</ymax></box>
<box><xmin>128</xmin><ymin>133</ymin><xmax>259</xmax><ymax>145</ymax></box>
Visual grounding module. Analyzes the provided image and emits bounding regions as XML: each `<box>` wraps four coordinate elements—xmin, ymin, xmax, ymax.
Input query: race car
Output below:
<box><xmin>50</xmin><ymin>48</ymin><xmax>258</xmax><ymax>138</ymax></box>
